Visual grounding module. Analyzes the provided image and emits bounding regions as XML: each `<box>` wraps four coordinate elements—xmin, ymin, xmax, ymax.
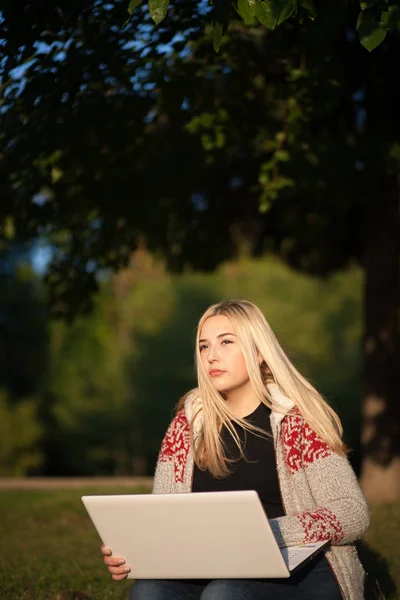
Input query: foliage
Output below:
<box><xmin>0</xmin><ymin>0</ymin><xmax>399</xmax><ymax>494</ymax></box>
<box><xmin>0</xmin><ymin>390</ymin><xmax>43</xmax><ymax>475</ymax></box>
<box><xmin>126</xmin><ymin>0</ymin><xmax>400</xmax><ymax>52</ymax></box>
<box><xmin>47</xmin><ymin>308</ymin><xmax>132</xmax><ymax>475</ymax></box>
<box><xmin>40</xmin><ymin>252</ymin><xmax>364</xmax><ymax>475</ymax></box>
<box><xmin>0</xmin><ymin>258</ymin><xmax>48</xmax><ymax>397</ymax></box>
<box><xmin>0</xmin><ymin>258</ymin><xmax>47</xmax><ymax>475</ymax></box>
<box><xmin>0</xmin><ymin>0</ymin><xmax>397</xmax><ymax>315</ymax></box>
<box><xmin>0</xmin><ymin>249</ymin><xmax>365</xmax><ymax>476</ymax></box>
<box><xmin>0</xmin><ymin>487</ymin><xmax>399</xmax><ymax>599</ymax></box>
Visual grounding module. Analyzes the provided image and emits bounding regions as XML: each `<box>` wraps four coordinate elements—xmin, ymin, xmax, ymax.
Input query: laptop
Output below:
<box><xmin>82</xmin><ymin>490</ymin><xmax>329</xmax><ymax>579</ymax></box>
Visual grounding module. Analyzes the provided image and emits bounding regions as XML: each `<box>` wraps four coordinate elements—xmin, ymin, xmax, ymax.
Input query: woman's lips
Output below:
<box><xmin>209</xmin><ymin>369</ymin><xmax>225</xmax><ymax>377</ymax></box>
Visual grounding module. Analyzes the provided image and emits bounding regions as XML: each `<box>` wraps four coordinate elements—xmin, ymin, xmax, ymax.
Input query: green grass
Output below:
<box><xmin>0</xmin><ymin>487</ymin><xmax>149</xmax><ymax>600</ymax></box>
<box><xmin>0</xmin><ymin>488</ymin><xmax>399</xmax><ymax>599</ymax></box>
<box><xmin>361</xmin><ymin>502</ymin><xmax>400</xmax><ymax>600</ymax></box>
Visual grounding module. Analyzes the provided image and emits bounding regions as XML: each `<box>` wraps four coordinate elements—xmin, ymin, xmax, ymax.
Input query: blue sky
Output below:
<box><xmin>31</xmin><ymin>244</ymin><xmax>52</xmax><ymax>274</ymax></box>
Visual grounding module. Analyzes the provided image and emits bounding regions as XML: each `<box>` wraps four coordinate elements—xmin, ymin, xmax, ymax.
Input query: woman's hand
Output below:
<box><xmin>101</xmin><ymin>544</ymin><xmax>131</xmax><ymax>580</ymax></box>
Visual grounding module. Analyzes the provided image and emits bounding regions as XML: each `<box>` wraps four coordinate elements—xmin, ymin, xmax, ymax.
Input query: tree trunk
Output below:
<box><xmin>360</xmin><ymin>173</ymin><xmax>400</xmax><ymax>502</ymax></box>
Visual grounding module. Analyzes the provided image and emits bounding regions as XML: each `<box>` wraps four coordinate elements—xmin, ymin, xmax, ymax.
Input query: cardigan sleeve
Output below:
<box><xmin>152</xmin><ymin>410</ymin><xmax>190</xmax><ymax>494</ymax></box>
<box><xmin>152</xmin><ymin>454</ymin><xmax>175</xmax><ymax>494</ymax></box>
<box><xmin>269</xmin><ymin>420</ymin><xmax>370</xmax><ymax>547</ymax></box>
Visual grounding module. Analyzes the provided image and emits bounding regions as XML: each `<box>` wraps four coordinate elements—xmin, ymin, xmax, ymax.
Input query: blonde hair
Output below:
<box><xmin>179</xmin><ymin>299</ymin><xmax>346</xmax><ymax>478</ymax></box>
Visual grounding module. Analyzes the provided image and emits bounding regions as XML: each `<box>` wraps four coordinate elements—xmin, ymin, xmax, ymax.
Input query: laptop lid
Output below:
<box><xmin>82</xmin><ymin>490</ymin><xmax>327</xmax><ymax>579</ymax></box>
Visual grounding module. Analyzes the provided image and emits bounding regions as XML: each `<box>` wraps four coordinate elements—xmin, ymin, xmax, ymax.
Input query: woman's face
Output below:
<box><xmin>199</xmin><ymin>315</ymin><xmax>251</xmax><ymax>395</ymax></box>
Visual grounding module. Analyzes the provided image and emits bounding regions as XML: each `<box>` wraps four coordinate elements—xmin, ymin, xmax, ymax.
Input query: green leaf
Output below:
<box><xmin>213</xmin><ymin>0</ymin><xmax>229</xmax><ymax>53</ymax></box>
<box><xmin>381</xmin><ymin>5</ymin><xmax>400</xmax><ymax>29</ymax></box>
<box><xmin>275</xmin><ymin>150</ymin><xmax>290</xmax><ymax>161</ymax></box>
<box><xmin>278</xmin><ymin>0</ymin><xmax>297</xmax><ymax>24</ymax></box>
<box><xmin>237</xmin><ymin>0</ymin><xmax>256</xmax><ymax>24</ymax></box>
<box><xmin>122</xmin><ymin>0</ymin><xmax>142</xmax><ymax>28</ymax></box>
<box><xmin>255</xmin><ymin>0</ymin><xmax>297</xmax><ymax>29</ymax></box>
<box><xmin>360</xmin><ymin>0</ymin><xmax>376</xmax><ymax>9</ymax></box>
<box><xmin>299</xmin><ymin>0</ymin><xmax>317</xmax><ymax>18</ymax></box>
<box><xmin>149</xmin><ymin>0</ymin><xmax>169</xmax><ymax>25</ymax></box>
<box><xmin>357</xmin><ymin>9</ymin><xmax>387</xmax><ymax>51</ymax></box>
<box><xmin>128</xmin><ymin>0</ymin><xmax>142</xmax><ymax>15</ymax></box>
<box><xmin>213</xmin><ymin>17</ymin><xmax>229</xmax><ymax>53</ymax></box>
<box><xmin>51</xmin><ymin>166</ymin><xmax>63</xmax><ymax>184</ymax></box>
<box><xmin>381</xmin><ymin>10</ymin><xmax>390</xmax><ymax>26</ymax></box>
<box><xmin>2</xmin><ymin>216</ymin><xmax>15</xmax><ymax>240</ymax></box>
<box><xmin>213</xmin><ymin>21</ymin><xmax>224</xmax><ymax>52</ymax></box>
<box><xmin>255</xmin><ymin>0</ymin><xmax>278</xmax><ymax>28</ymax></box>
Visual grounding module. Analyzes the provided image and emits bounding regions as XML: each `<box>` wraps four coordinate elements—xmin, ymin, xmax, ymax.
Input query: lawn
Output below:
<box><xmin>0</xmin><ymin>487</ymin><xmax>399</xmax><ymax>600</ymax></box>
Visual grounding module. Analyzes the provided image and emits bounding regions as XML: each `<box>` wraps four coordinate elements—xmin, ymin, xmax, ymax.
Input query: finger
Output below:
<box><xmin>101</xmin><ymin>544</ymin><xmax>112</xmax><ymax>556</ymax></box>
<box><xmin>112</xmin><ymin>573</ymin><xmax>129</xmax><ymax>581</ymax></box>
<box><xmin>108</xmin><ymin>565</ymin><xmax>131</xmax><ymax>577</ymax></box>
<box><xmin>104</xmin><ymin>556</ymin><xmax>125</xmax><ymax>566</ymax></box>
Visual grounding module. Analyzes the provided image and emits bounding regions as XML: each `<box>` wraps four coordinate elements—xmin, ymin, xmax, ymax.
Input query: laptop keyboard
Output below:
<box><xmin>286</xmin><ymin>548</ymin><xmax>301</xmax><ymax>561</ymax></box>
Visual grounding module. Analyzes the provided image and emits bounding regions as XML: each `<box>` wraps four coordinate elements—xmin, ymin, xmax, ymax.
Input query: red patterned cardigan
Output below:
<box><xmin>152</xmin><ymin>384</ymin><xmax>370</xmax><ymax>600</ymax></box>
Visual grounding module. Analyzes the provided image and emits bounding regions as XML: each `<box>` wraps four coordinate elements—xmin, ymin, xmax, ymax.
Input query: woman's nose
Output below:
<box><xmin>207</xmin><ymin>346</ymin><xmax>219</xmax><ymax>362</ymax></box>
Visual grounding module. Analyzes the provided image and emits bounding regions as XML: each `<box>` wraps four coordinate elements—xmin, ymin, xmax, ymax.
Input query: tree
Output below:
<box><xmin>45</xmin><ymin>296</ymin><xmax>134</xmax><ymax>475</ymax></box>
<box><xmin>0</xmin><ymin>0</ymin><xmax>399</xmax><ymax>499</ymax></box>
<box><xmin>129</xmin><ymin>0</ymin><xmax>400</xmax><ymax>53</ymax></box>
<box><xmin>0</xmin><ymin>390</ymin><xmax>43</xmax><ymax>475</ymax></box>
<box><xmin>0</xmin><ymin>251</ymin><xmax>48</xmax><ymax>398</ymax></box>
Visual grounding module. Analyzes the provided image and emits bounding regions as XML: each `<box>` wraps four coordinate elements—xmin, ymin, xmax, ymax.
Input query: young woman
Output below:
<box><xmin>101</xmin><ymin>299</ymin><xmax>369</xmax><ymax>600</ymax></box>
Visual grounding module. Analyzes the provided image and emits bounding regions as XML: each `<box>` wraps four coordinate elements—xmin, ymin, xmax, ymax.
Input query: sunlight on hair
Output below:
<box><xmin>178</xmin><ymin>299</ymin><xmax>346</xmax><ymax>478</ymax></box>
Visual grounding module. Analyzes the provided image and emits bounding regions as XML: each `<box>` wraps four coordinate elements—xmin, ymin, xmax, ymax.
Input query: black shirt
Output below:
<box><xmin>192</xmin><ymin>402</ymin><xmax>285</xmax><ymax>518</ymax></box>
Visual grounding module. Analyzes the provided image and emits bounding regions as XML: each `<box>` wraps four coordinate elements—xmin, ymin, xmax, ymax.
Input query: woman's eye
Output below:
<box><xmin>199</xmin><ymin>345</ymin><xmax>207</xmax><ymax>352</ymax></box>
<box><xmin>221</xmin><ymin>339</ymin><xmax>232</xmax><ymax>345</ymax></box>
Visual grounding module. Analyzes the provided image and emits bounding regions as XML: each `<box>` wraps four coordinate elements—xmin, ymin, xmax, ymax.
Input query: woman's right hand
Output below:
<box><xmin>101</xmin><ymin>543</ymin><xmax>131</xmax><ymax>580</ymax></box>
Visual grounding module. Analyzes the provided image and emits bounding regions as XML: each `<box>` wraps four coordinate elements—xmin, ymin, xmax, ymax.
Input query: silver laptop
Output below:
<box><xmin>82</xmin><ymin>490</ymin><xmax>329</xmax><ymax>579</ymax></box>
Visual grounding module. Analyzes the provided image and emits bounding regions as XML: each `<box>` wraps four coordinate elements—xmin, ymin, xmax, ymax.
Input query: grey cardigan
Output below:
<box><xmin>152</xmin><ymin>384</ymin><xmax>370</xmax><ymax>600</ymax></box>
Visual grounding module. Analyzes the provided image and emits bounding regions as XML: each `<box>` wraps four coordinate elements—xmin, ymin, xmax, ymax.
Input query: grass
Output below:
<box><xmin>0</xmin><ymin>487</ymin><xmax>399</xmax><ymax>600</ymax></box>
<box><xmin>361</xmin><ymin>502</ymin><xmax>400</xmax><ymax>600</ymax></box>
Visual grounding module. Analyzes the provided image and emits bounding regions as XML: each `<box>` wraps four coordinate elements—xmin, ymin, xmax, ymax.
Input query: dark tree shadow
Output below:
<box><xmin>356</xmin><ymin>540</ymin><xmax>397</xmax><ymax>600</ymax></box>
<box><xmin>0</xmin><ymin>270</ymin><xmax>48</xmax><ymax>398</ymax></box>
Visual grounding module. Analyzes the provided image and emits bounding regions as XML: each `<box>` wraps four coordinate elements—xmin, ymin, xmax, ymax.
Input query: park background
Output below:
<box><xmin>1</xmin><ymin>0</ymin><xmax>400</xmax><ymax>598</ymax></box>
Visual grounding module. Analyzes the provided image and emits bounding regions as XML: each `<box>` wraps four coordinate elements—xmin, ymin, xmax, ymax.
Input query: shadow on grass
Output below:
<box><xmin>54</xmin><ymin>593</ymin><xmax>91</xmax><ymax>600</ymax></box>
<box><xmin>356</xmin><ymin>540</ymin><xmax>397</xmax><ymax>599</ymax></box>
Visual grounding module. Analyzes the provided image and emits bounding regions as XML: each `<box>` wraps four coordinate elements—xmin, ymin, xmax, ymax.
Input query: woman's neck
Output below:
<box><xmin>223</xmin><ymin>382</ymin><xmax>261</xmax><ymax>418</ymax></box>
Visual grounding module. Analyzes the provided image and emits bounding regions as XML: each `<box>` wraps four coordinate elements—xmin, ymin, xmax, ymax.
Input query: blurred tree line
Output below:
<box><xmin>0</xmin><ymin>247</ymin><xmax>363</xmax><ymax>477</ymax></box>
<box><xmin>1</xmin><ymin>1</ymin><xmax>399</xmax><ymax>499</ymax></box>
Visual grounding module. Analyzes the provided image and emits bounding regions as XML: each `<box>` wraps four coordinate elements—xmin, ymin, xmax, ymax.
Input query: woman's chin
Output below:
<box><xmin>211</xmin><ymin>382</ymin><xmax>232</xmax><ymax>394</ymax></box>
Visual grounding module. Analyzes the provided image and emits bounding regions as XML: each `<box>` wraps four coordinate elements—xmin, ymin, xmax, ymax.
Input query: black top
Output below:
<box><xmin>192</xmin><ymin>402</ymin><xmax>285</xmax><ymax>518</ymax></box>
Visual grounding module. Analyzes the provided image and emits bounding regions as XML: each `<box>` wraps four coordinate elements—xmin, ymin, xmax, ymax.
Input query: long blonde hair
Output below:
<box><xmin>179</xmin><ymin>299</ymin><xmax>346</xmax><ymax>478</ymax></box>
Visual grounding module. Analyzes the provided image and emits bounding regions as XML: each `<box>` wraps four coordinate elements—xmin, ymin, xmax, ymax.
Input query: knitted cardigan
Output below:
<box><xmin>152</xmin><ymin>384</ymin><xmax>370</xmax><ymax>600</ymax></box>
